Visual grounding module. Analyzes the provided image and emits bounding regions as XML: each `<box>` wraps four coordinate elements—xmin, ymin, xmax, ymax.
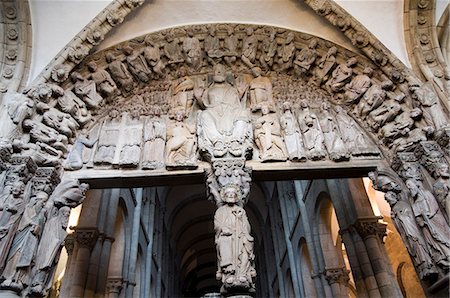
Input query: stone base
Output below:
<box><xmin>0</xmin><ymin>290</ymin><xmax>21</xmax><ymax>297</ymax></box>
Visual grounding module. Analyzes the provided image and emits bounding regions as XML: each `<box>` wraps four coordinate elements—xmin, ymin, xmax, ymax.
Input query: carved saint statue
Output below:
<box><xmin>280</xmin><ymin>102</ymin><xmax>306</xmax><ymax>161</ymax></box>
<box><xmin>214</xmin><ymin>185</ymin><xmax>256</xmax><ymax>294</ymax></box>
<box><xmin>297</xmin><ymin>101</ymin><xmax>326</xmax><ymax>160</ymax></box>
<box><xmin>57</xmin><ymin>90</ymin><xmax>91</xmax><ymax>127</ymax></box>
<box><xmin>223</xmin><ymin>26</ymin><xmax>238</xmax><ymax>67</ymax></box>
<box><xmin>143</xmin><ymin>38</ymin><xmax>166</xmax><ymax>77</ymax></box>
<box><xmin>196</xmin><ymin>64</ymin><xmax>252</xmax><ymax>159</ymax></box>
<box><xmin>71</xmin><ymin>71</ymin><xmax>103</xmax><ymax>109</ymax></box>
<box><xmin>249</xmin><ymin>67</ymin><xmax>275</xmax><ymax>112</ymax></box>
<box><xmin>29</xmin><ymin>206</ymin><xmax>70</xmax><ymax>297</ymax></box>
<box><xmin>407</xmin><ymin>179</ymin><xmax>450</xmax><ymax>270</ymax></box>
<box><xmin>254</xmin><ymin>105</ymin><xmax>287</xmax><ymax>161</ymax></box>
<box><xmin>164</xmin><ymin>33</ymin><xmax>184</xmax><ymax>64</ymax></box>
<box><xmin>433</xmin><ymin>163</ymin><xmax>450</xmax><ymax>222</ymax></box>
<box><xmin>315</xmin><ymin>46</ymin><xmax>337</xmax><ymax>84</ymax></box>
<box><xmin>165</xmin><ymin>109</ymin><xmax>197</xmax><ymax>169</ymax></box>
<box><xmin>142</xmin><ymin>107</ymin><xmax>166</xmax><ymax>170</ymax></box>
<box><xmin>319</xmin><ymin>102</ymin><xmax>349</xmax><ymax>161</ymax></box>
<box><xmin>169</xmin><ymin>67</ymin><xmax>195</xmax><ymax>117</ymax></box>
<box><xmin>326</xmin><ymin>57</ymin><xmax>357</xmax><ymax>93</ymax></box>
<box><xmin>353</xmin><ymin>80</ymin><xmax>389</xmax><ymax>118</ymax></box>
<box><xmin>367</xmin><ymin>99</ymin><xmax>402</xmax><ymax>131</ymax></box>
<box><xmin>277</xmin><ymin>32</ymin><xmax>296</xmax><ymax>71</ymax></box>
<box><xmin>0</xmin><ymin>192</ymin><xmax>48</xmax><ymax>292</ymax></box>
<box><xmin>259</xmin><ymin>30</ymin><xmax>278</xmax><ymax>70</ymax></box>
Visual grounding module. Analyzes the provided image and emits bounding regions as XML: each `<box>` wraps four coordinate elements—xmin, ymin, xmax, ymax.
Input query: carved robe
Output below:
<box><xmin>280</xmin><ymin>110</ymin><xmax>306</xmax><ymax>161</ymax></box>
<box><xmin>142</xmin><ymin>116</ymin><xmax>166</xmax><ymax>170</ymax></box>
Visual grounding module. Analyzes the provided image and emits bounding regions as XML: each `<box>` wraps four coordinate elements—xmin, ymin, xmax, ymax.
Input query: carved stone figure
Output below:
<box><xmin>249</xmin><ymin>67</ymin><xmax>275</xmax><ymax>112</ymax></box>
<box><xmin>12</xmin><ymin>140</ymin><xmax>61</xmax><ymax>167</ymax></box>
<box><xmin>0</xmin><ymin>181</ymin><xmax>26</xmax><ymax>272</ymax></box>
<box><xmin>353</xmin><ymin>80</ymin><xmax>389</xmax><ymax>118</ymax></box>
<box><xmin>241</xmin><ymin>27</ymin><xmax>258</xmax><ymax>69</ymax></box>
<box><xmin>214</xmin><ymin>186</ymin><xmax>256</xmax><ymax>294</ymax></box>
<box><xmin>6</xmin><ymin>92</ymin><xmax>33</xmax><ymax>126</ymax></box>
<box><xmin>294</xmin><ymin>39</ymin><xmax>318</xmax><ymax>76</ymax></box>
<box><xmin>22</xmin><ymin>119</ymin><xmax>68</xmax><ymax>154</ymax></box>
<box><xmin>367</xmin><ymin>100</ymin><xmax>402</xmax><ymax>131</ymax></box>
<box><xmin>94</xmin><ymin>109</ymin><xmax>121</xmax><ymax>165</ymax></box>
<box><xmin>169</xmin><ymin>67</ymin><xmax>195</xmax><ymax>117</ymax></box>
<box><xmin>182</xmin><ymin>29</ymin><xmax>202</xmax><ymax>69</ymax></box>
<box><xmin>254</xmin><ymin>105</ymin><xmax>287</xmax><ymax>161</ymax></box>
<box><xmin>165</xmin><ymin>109</ymin><xmax>197</xmax><ymax>169</ymax></box>
<box><xmin>316</xmin><ymin>46</ymin><xmax>337</xmax><ymax>84</ymax></box>
<box><xmin>407</xmin><ymin>179</ymin><xmax>450</xmax><ymax>270</ymax></box>
<box><xmin>105</xmin><ymin>52</ymin><xmax>134</xmax><ymax>92</ymax></box>
<box><xmin>410</xmin><ymin>82</ymin><xmax>449</xmax><ymax>130</ymax></box>
<box><xmin>0</xmin><ymin>192</ymin><xmax>48</xmax><ymax>292</ymax></box>
<box><xmin>143</xmin><ymin>38</ymin><xmax>166</xmax><ymax>77</ymax></box>
<box><xmin>389</xmin><ymin>198</ymin><xmax>437</xmax><ymax>279</ymax></box>
<box><xmin>277</xmin><ymin>32</ymin><xmax>296</xmax><ymax>71</ymax></box>
<box><xmin>50</xmin><ymin>179</ymin><xmax>89</xmax><ymax>208</ymax></box>
<box><xmin>297</xmin><ymin>101</ymin><xmax>326</xmax><ymax>160</ymax></box>
<box><xmin>379</xmin><ymin>112</ymin><xmax>415</xmax><ymax>145</ymax></box>
<box><xmin>204</xmin><ymin>26</ymin><xmax>223</xmax><ymax>65</ymax></box>
<box><xmin>164</xmin><ymin>33</ymin><xmax>184</xmax><ymax>64</ymax></box>
<box><xmin>41</xmin><ymin>106</ymin><xmax>79</xmax><ymax>138</ymax></box>
<box><xmin>319</xmin><ymin>102</ymin><xmax>349</xmax><ymax>161</ymax></box>
<box><xmin>223</xmin><ymin>26</ymin><xmax>238</xmax><ymax>67</ymax></box>
<box><xmin>29</xmin><ymin>206</ymin><xmax>70</xmax><ymax>297</ymax></box>
<box><xmin>142</xmin><ymin>107</ymin><xmax>166</xmax><ymax>170</ymax></box>
<box><xmin>196</xmin><ymin>64</ymin><xmax>252</xmax><ymax>159</ymax></box>
<box><xmin>87</xmin><ymin>61</ymin><xmax>117</xmax><ymax>98</ymax></box>
<box><xmin>280</xmin><ymin>102</ymin><xmax>306</xmax><ymax>161</ymax></box>
<box><xmin>64</xmin><ymin>130</ymin><xmax>98</xmax><ymax>171</ymax></box>
<box><xmin>433</xmin><ymin>163</ymin><xmax>450</xmax><ymax>221</ymax></box>
<box><xmin>123</xmin><ymin>45</ymin><xmax>151</xmax><ymax>83</ymax></box>
<box><xmin>326</xmin><ymin>57</ymin><xmax>357</xmax><ymax>93</ymax></box>
<box><xmin>393</xmin><ymin>127</ymin><xmax>428</xmax><ymax>152</ymax></box>
<box><xmin>71</xmin><ymin>71</ymin><xmax>103</xmax><ymax>109</ymax></box>
<box><xmin>334</xmin><ymin>106</ymin><xmax>379</xmax><ymax>157</ymax></box>
<box><xmin>119</xmin><ymin>108</ymin><xmax>143</xmax><ymax>168</ymax></box>
<box><xmin>57</xmin><ymin>90</ymin><xmax>91</xmax><ymax>126</ymax></box>
<box><xmin>259</xmin><ymin>30</ymin><xmax>278</xmax><ymax>70</ymax></box>
<box><xmin>344</xmin><ymin>67</ymin><xmax>373</xmax><ymax>104</ymax></box>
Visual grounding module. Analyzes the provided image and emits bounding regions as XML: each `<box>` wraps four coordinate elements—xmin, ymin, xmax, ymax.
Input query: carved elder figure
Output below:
<box><xmin>182</xmin><ymin>29</ymin><xmax>202</xmax><ymax>69</ymax></box>
<box><xmin>164</xmin><ymin>33</ymin><xmax>184</xmax><ymax>64</ymax></box>
<box><xmin>87</xmin><ymin>61</ymin><xmax>117</xmax><ymax>98</ymax></box>
<box><xmin>241</xmin><ymin>27</ymin><xmax>258</xmax><ymax>69</ymax></box>
<box><xmin>315</xmin><ymin>46</ymin><xmax>337</xmax><ymax>84</ymax></box>
<box><xmin>204</xmin><ymin>26</ymin><xmax>223</xmax><ymax>65</ymax></box>
<box><xmin>344</xmin><ymin>67</ymin><xmax>373</xmax><ymax>104</ymax></box>
<box><xmin>71</xmin><ymin>71</ymin><xmax>103</xmax><ymax>109</ymax></box>
<box><xmin>223</xmin><ymin>26</ymin><xmax>238</xmax><ymax>67</ymax></box>
<box><xmin>105</xmin><ymin>52</ymin><xmax>134</xmax><ymax>92</ymax></box>
<box><xmin>280</xmin><ymin>102</ymin><xmax>306</xmax><ymax>161</ymax></box>
<box><xmin>123</xmin><ymin>45</ymin><xmax>151</xmax><ymax>83</ymax></box>
<box><xmin>259</xmin><ymin>30</ymin><xmax>278</xmax><ymax>70</ymax></box>
<box><xmin>326</xmin><ymin>57</ymin><xmax>357</xmax><ymax>93</ymax></box>
<box><xmin>143</xmin><ymin>38</ymin><xmax>166</xmax><ymax>77</ymax></box>
<box><xmin>214</xmin><ymin>185</ymin><xmax>256</xmax><ymax>294</ymax></box>
<box><xmin>277</xmin><ymin>32</ymin><xmax>296</xmax><ymax>71</ymax></box>
<box><xmin>293</xmin><ymin>38</ymin><xmax>318</xmax><ymax>76</ymax></box>
<box><xmin>169</xmin><ymin>67</ymin><xmax>195</xmax><ymax>117</ymax></box>
<box><xmin>196</xmin><ymin>64</ymin><xmax>252</xmax><ymax>158</ymax></box>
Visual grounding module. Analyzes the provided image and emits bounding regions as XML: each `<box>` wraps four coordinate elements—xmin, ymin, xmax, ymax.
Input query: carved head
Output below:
<box><xmin>11</xmin><ymin>181</ymin><xmax>25</xmax><ymax>197</ymax></box>
<box><xmin>405</xmin><ymin>179</ymin><xmax>419</xmax><ymax>197</ymax></box>
<box><xmin>213</xmin><ymin>64</ymin><xmax>227</xmax><ymax>83</ymax></box>
<box><xmin>321</xmin><ymin>102</ymin><xmax>330</xmax><ymax>110</ymax></box>
<box><xmin>59</xmin><ymin>206</ymin><xmax>71</xmax><ymax>229</ymax></box>
<box><xmin>175</xmin><ymin>109</ymin><xmax>186</xmax><ymax>121</ymax></box>
<box><xmin>105</xmin><ymin>52</ymin><xmax>115</xmax><ymax>63</ymax></box>
<box><xmin>70</xmin><ymin>71</ymin><xmax>84</xmax><ymax>83</ymax></box>
<box><xmin>87</xmin><ymin>61</ymin><xmax>98</xmax><ymax>72</ymax></box>
<box><xmin>123</xmin><ymin>45</ymin><xmax>134</xmax><ymax>56</ymax></box>
<box><xmin>435</xmin><ymin>163</ymin><xmax>450</xmax><ymax>179</ymax></box>
<box><xmin>346</xmin><ymin>57</ymin><xmax>358</xmax><ymax>67</ymax></box>
<box><xmin>221</xmin><ymin>184</ymin><xmax>241</xmax><ymax>204</ymax></box>
<box><xmin>246</xmin><ymin>27</ymin><xmax>254</xmax><ymax>36</ymax></box>
<box><xmin>282</xmin><ymin>101</ymin><xmax>292</xmax><ymax>112</ymax></box>
<box><xmin>328</xmin><ymin>46</ymin><xmax>337</xmax><ymax>55</ymax></box>
<box><xmin>309</xmin><ymin>39</ymin><xmax>318</xmax><ymax>49</ymax></box>
<box><xmin>261</xmin><ymin>104</ymin><xmax>270</xmax><ymax>115</ymax></box>
<box><xmin>208</xmin><ymin>26</ymin><xmax>216</xmax><ymax>36</ymax></box>
<box><xmin>252</xmin><ymin>67</ymin><xmax>262</xmax><ymax>77</ymax></box>
<box><xmin>227</xmin><ymin>26</ymin><xmax>234</xmax><ymax>36</ymax></box>
<box><xmin>109</xmin><ymin>109</ymin><xmax>120</xmax><ymax>119</ymax></box>
<box><xmin>286</xmin><ymin>32</ymin><xmax>295</xmax><ymax>43</ymax></box>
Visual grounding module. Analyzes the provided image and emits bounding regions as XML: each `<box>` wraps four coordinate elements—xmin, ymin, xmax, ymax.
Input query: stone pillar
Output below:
<box><xmin>354</xmin><ymin>218</ymin><xmax>402</xmax><ymax>297</ymax></box>
<box><xmin>59</xmin><ymin>234</ymin><xmax>75</xmax><ymax>297</ymax></box>
<box><xmin>69</xmin><ymin>228</ymin><xmax>99</xmax><ymax>297</ymax></box>
<box><xmin>324</xmin><ymin>267</ymin><xmax>350</xmax><ymax>298</ymax></box>
<box><xmin>106</xmin><ymin>277</ymin><xmax>123</xmax><ymax>298</ymax></box>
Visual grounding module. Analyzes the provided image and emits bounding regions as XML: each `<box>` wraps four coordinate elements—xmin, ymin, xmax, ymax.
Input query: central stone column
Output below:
<box><xmin>197</xmin><ymin>64</ymin><xmax>256</xmax><ymax>296</ymax></box>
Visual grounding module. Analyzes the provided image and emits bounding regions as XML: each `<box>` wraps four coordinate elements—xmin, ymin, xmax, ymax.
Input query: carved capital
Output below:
<box><xmin>106</xmin><ymin>277</ymin><xmax>123</xmax><ymax>295</ymax></box>
<box><xmin>74</xmin><ymin>228</ymin><xmax>99</xmax><ymax>249</ymax></box>
<box><xmin>353</xmin><ymin>218</ymin><xmax>387</xmax><ymax>241</ymax></box>
<box><xmin>324</xmin><ymin>267</ymin><xmax>350</xmax><ymax>286</ymax></box>
<box><xmin>64</xmin><ymin>233</ymin><xmax>75</xmax><ymax>255</ymax></box>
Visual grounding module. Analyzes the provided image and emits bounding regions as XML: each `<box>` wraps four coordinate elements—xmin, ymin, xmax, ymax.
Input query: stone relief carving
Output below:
<box><xmin>254</xmin><ymin>105</ymin><xmax>287</xmax><ymax>161</ymax></box>
<box><xmin>297</xmin><ymin>100</ymin><xmax>326</xmax><ymax>160</ymax></box>
<box><xmin>142</xmin><ymin>107</ymin><xmax>166</xmax><ymax>170</ymax></box>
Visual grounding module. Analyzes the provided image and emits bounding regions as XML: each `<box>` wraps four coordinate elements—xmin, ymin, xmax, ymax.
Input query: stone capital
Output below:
<box><xmin>64</xmin><ymin>233</ymin><xmax>75</xmax><ymax>255</ymax></box>
<box><xmin>353</xmin><ymin>218</ymin><xmax>387</xmax><ymax>241</ymax></box>
<box><xmin>106</xmin><ymin>277</ymin><xmax>123</xmax><ymax>295</ymax></box>
<box><xmin>324</xmin><ymin>267</ymin><xmax>350</xmax><ymax>286</ymax></box>
<box><xmin>74</xmin><ymin>228</ymin><xmax>99</xmax><ymax>249</ymax></box>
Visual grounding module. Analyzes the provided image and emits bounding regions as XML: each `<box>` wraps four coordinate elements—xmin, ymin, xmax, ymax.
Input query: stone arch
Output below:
<box><xmin>0</xmin><ymin>7</ymin><xmax>449</xmax><ymax>294</ymax></box>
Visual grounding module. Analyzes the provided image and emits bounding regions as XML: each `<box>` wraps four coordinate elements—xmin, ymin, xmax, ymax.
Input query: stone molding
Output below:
<box><xmin>0</xmin><ymin>0</ymin><xmax>32</xmax><ymax>95</ymax></box>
